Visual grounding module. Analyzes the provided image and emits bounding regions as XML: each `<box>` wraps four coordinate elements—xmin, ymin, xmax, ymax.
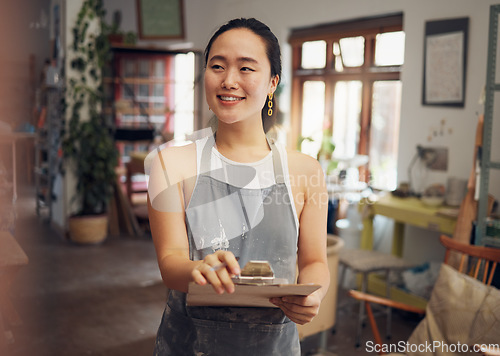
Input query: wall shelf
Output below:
<box><xmin>476</xmin><ymin>4</ymin><xmax>500</xmax><ymax>247</ymax></box>
<box><xmin>35</xmin><ymin>87</ymin><xmax>62</xmax><ymax>220</ymax></box>
<box><xmin>104</xmin><ymin>46</ymin><xmax>202</xmax><ymax>167</ymax></box>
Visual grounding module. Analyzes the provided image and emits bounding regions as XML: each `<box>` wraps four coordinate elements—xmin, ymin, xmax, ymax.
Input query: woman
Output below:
<box><xmin>147</xmin><ymin>18</ymin><xmax>329</xmax><ymax>355</ymax></box>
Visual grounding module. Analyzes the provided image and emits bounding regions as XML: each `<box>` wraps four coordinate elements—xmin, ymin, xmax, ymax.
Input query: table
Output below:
<box><xmin>0</xmin><ymin>231</ymin><xmax>29</xmax><ymax>346</ymax></box>
<box><xmin>358</xmin><ymin>194</ymin><xmax>457</xmax><ymax>308</ymax></box>
<box><xmin>360</xmin><ymin>194</ymin><xmax>457</xmax><ymax>257</ymax></box>
<box><xmin>0</xmin><ymin>132</ymin><xmax>36</xmax><ymax>203</ymax></box>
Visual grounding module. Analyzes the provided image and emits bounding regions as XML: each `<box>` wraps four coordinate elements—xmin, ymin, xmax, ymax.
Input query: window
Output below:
<box><xmin>289</xmin><ymin>14</ymin><xmax>404</xmax><ymax>190</ymax></box>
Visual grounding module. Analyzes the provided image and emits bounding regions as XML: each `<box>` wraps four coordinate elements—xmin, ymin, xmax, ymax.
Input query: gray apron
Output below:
<box><xmin>154</xmin><ymin>135</ymin><xmax>300</xmax><ymax>356</ymax></box>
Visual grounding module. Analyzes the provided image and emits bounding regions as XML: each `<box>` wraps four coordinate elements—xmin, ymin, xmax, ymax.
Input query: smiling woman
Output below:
<box><xmin>147</xmin><ymin>18</ymin><xmax>330</xmax><ymax>356</ymax></box>
<box><xmin>204</xmin><ymin>28</ymin><xmax>278</xmax><ymax>131</ymax></box>
<box><xmin>204</xmin><ymin>18</ymin><xmax>282</xmax><ymax>134</ymax></box>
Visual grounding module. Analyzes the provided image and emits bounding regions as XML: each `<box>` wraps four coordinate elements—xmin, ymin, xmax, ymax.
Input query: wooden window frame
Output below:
<box><xmin>288</xmin><ymin>13</ymin><xmax>403</xmax><ymax>181</ymax></box>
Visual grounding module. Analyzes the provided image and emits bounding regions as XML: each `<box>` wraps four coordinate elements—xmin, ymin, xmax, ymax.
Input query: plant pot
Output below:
<box><xmin>108</xmin><ymin>33</ymin><xmax>124</xmax><ymax>45</ymax></box>
<box><xmin>68</xmin><ymin>214</ymin><xmax>108</xmax><ymax>245</ymax></box>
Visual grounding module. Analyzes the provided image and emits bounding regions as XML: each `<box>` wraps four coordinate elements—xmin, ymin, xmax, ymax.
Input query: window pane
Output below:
<box><xmin>301</xmin><ymin>40</ymin><xmax>326</xmax><ymax>69</ymax></box>
<box><xmin>138</xmin><ymin>84</ymin><xmax>149</xmax><ymax>97</ymax></box>
<box><xmin>301</xmin><ymin>81</ymin><xmax>325</xmax><ymax>157</ymax></box>
<box><xmin>153</xmin><ymin>59</ymin><xmax>165</xmax><ymax>77</ymax></box>
<box><xmin>121</xmin><ymin>83</ymin><xmax>133</xmax><ymax>100</ymax></box>
<box><xmin>138</xmin><ymin>60</ymin><xmax>149</xmax><ymax>77</ymax></box>
<box><xmin>123</xmin><ymin>59</ymin><xmax>135</xmax><ymax>77</ymax></box>
<box><xmin>153</xmin><ymin>83</ymin><xmax>164</xmax><ymax>97</ymax></box>
<box><xmin>375</xmin><ymin>31</ymin><xmax>405</xmax><ymax>66</ymax></box>
<box><xmin>174</xmin><ymin>52</ymin><xmax>195</xmax><ymax>140</ymax></box>
<box><xmin>339</xmin><ymin>36</ymin><xmax>364</xmax><ymax>67</ymax></box>
<box><xmin>370</xmin><ymin>81</ymin><xmax>402</xmax><ymax>190</ymax></box>
<box><xmin>332</xmin><ymin>81</ymin><xmax>362</xmax><ymax>158</ymax></box>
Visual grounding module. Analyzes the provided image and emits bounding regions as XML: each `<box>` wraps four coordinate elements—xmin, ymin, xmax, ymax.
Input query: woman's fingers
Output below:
<box><xmin>212</xmin><ymin>251</ymin><xmax>241</xmax><ymax>275</ymax></box>
<box><xmin>192</xmin><ymin>251</ymin><xmax>240</xmax><ymax>294</ymax></box>
<box><xmin>269</xmin><ymin>295</ymin><xmax>320</xmax><ymax>325</ymax></box>
<box><xmin>191</xmin><ymin>267</ymin><xmax>207</xmax><ymax>285</ymax></box>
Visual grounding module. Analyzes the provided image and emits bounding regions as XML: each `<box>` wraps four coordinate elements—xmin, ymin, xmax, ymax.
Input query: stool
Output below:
<box><xmin>337</xmin><ymin>248</ymin><xmax>414</xmax><ymax>347</ymax></box>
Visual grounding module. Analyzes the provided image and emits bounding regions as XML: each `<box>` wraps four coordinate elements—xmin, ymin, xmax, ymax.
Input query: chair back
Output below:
<box><xmin>441</xmin><ymin>234</ymin><xmax>500</xmax><ymax>286</ymax></box>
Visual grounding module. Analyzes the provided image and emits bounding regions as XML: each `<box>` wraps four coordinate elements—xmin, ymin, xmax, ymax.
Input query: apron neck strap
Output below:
<box><xmin>266</xmin><ymin>136</ymin><xmax>285</xmax><ymax>184</ymax></box>
<box><xmin>200</xmin><ymin>134</ymin><xmax>285</xmax><ymax>184</ymax></box>
<box><xmin>200</xmin><ymin>135</ymin><xmax>216</xmax><ymax>174</ymax></box>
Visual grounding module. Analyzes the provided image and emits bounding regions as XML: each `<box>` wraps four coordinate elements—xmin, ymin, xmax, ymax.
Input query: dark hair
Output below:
<box><xmin>204</xmin><ymin>18</ymin><xmax>282</xmax><ymax>132</ymax></box>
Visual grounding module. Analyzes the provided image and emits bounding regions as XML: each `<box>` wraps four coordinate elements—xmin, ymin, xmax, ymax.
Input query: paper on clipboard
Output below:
<box><xmin>186</xmin><ymin>283</ymin><xmax>321</xmax><ymax>308</ymax></box>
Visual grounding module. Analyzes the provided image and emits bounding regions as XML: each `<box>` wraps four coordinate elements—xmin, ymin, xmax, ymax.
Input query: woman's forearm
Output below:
<box><xmin>297</xmin><ymin>261</ymin><xmax>330</xmax><ymax>300</ymax></box>
<box><xmin>158</xmin><ymin>254</ymin><xmax>202</xmax><ymax>293</ymax></box>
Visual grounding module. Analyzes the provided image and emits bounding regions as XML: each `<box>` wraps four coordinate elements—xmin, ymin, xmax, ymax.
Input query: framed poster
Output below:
<box><xmin>136</xmin><ymin>0</ymin><xmax>185</xmax><ymax>40</ymax></box>
<box><xmin>422</xmin><ymin>17</ymin><xmax>469</xmax><ymax>107</ymax></box>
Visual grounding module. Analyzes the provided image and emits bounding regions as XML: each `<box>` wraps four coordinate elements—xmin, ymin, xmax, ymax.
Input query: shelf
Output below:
<box><xmin>103</xmin><ymin>77</ymin><xmax>177</xmax><ymax>85</ymax></box>
<box><xmin>477</xmin><ymin>5</ymin><xmax>500</xmax><ymax>245</ymax></box>
<box><xmin>35</xmin><ymin>87</ymin><xmax>62</xmax><ymax>219</ymax></box>
<box><xmin>110</xmin><ymin>44</ymin><xmax>200</xmax><ymax>55</ymax></box>
<box><xmin>104</xmin><ymin>107</ymin><xmax>171</xmax><ymax>116</ymax></box>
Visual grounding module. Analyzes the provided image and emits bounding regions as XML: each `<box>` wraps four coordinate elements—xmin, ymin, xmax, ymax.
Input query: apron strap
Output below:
<box><xmin>157</xmin><ymin>147</ymin><xmax>171</xmax><ymax>186</ymax></box>
<box><xmin>266</xmin><ymin>137</ymin><xmax>285</xmax><ymax>184</ymax></box>
<box><xmin>199</xmin><ymin>134</ymin><xmax>285</xmax><ymax>184</ymax></box>
<box><xmin>200</xmin><ymin>135</ymin><xmax>216</xmax><ymax>174</ymax></box>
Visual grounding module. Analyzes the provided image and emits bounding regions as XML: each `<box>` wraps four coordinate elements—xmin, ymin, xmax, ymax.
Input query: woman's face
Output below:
<box><xmin>204</xmin><ymin>28</ymin><xmax>278</xmax><ymax>126</ymax></box>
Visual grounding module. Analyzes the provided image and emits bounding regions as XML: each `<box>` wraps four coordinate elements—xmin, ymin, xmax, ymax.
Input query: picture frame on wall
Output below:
<box><xmin>422</xmin><ymin>17</ymin><xmax>469</xmax><ymax>107</ymax></box>
<box><xmin>136</xmin><ymin>0</ymin><xmax>185</xmax><ymax>40</ymax></box>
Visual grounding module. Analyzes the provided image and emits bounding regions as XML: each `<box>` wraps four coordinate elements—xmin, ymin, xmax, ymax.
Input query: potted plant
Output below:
<box><xmin>62</xmin><ymin>0</ymin><xmax>118</xmax><ymax>244</ymax></box>
<box><xmin>105</xmin><ymin>10</ymin><xmax>137</xmax><ymax>45</ymax></box>
<box><xmin>317</xmin><ymin>128</ymin><xmax>337</xmax><ymax>174</ymax></box>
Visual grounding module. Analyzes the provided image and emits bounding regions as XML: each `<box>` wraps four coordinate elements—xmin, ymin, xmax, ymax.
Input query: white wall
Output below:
<box><xmin>0</xmin><ymin>0</ymin><xmax>51</xmax><ymax>130</ymax></box>
<box><xmin>98</xmin><ymin>0</ymin><xmax>499</xmax><ymax>261</ymax></box>
<box><xmin>0</xmin><ymin>0</ymin><xmax>51</xmax><ymax>83</ymax></box>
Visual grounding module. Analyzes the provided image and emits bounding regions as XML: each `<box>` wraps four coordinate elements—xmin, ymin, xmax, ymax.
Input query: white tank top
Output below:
<box><xmin>194</xmin><ymin>135</ymin><xmax>299</xmax><ymax>228</ymax></box>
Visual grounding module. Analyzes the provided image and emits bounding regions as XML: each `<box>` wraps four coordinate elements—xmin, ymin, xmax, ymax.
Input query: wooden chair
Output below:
<box><xmin>125</xmin><ymin>152</ymin><xmax>149</xmax><ymax>229</ymax></box>
<box><xmin>349</xmin><ymin>234</ymin><xmax>500</xmax><ymax>356</ymax></box>
<box><xmin>108</xmin><ymin>152</ymin><xmax>149</xmax><ymax>238</ymax></box>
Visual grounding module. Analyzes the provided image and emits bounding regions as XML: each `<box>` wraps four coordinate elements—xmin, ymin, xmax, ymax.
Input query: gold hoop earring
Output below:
<box><xmin>267</xmin><ymin>93</ymin><xmax>273</xmax><ymax>116</ymax></box>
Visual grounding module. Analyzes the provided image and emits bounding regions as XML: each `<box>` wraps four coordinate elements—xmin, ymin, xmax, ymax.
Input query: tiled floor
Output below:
<box><xmin>4</xmin><ymin>186</ymin><xmax>421</xmax><ymax>356</ymax></box>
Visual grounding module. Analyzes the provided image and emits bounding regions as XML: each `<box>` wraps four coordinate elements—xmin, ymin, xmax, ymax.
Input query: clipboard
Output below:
<box><xmin>186</xmin><ymin>283</ymin><xmax>321</xmax><ymax>308</ymax></box>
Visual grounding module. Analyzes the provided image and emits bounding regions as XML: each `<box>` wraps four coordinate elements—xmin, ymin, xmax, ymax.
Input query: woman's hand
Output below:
<box><xmin>270</xmin><ymin>289</ymin><xmax>322</xmax><ymax>325</ymax></box>
<box><xmin>191</xmin><ymin>250</ymin><xmax>241</xmax><ymax>294</ymax></box>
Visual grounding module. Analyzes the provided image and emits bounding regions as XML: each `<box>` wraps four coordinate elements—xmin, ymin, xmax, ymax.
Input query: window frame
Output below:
<box><xmin>288</xmin><ymin>13</ymin><xmax>403</xmax><ymax>182</ymax></box>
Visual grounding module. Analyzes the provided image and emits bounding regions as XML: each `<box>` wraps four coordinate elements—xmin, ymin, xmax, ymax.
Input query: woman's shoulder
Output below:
<box><xmin>159</xmin><ymin>141</ymin><xmax>196</xmax><ymax>157</ymax></box>
<box><xmin>285</xmin><ymin>149</ymin><xmax>325</xmax><ymax>191</ymax></box>
<box><xmin>146</xmin><ymin>142</ymin><xmax>197</xmax><ymax>182</ymax></box>
<box><xmin>286</xmin><ymin>149</ymin><xmax>323</xmax><ymax>175</ymax></box>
